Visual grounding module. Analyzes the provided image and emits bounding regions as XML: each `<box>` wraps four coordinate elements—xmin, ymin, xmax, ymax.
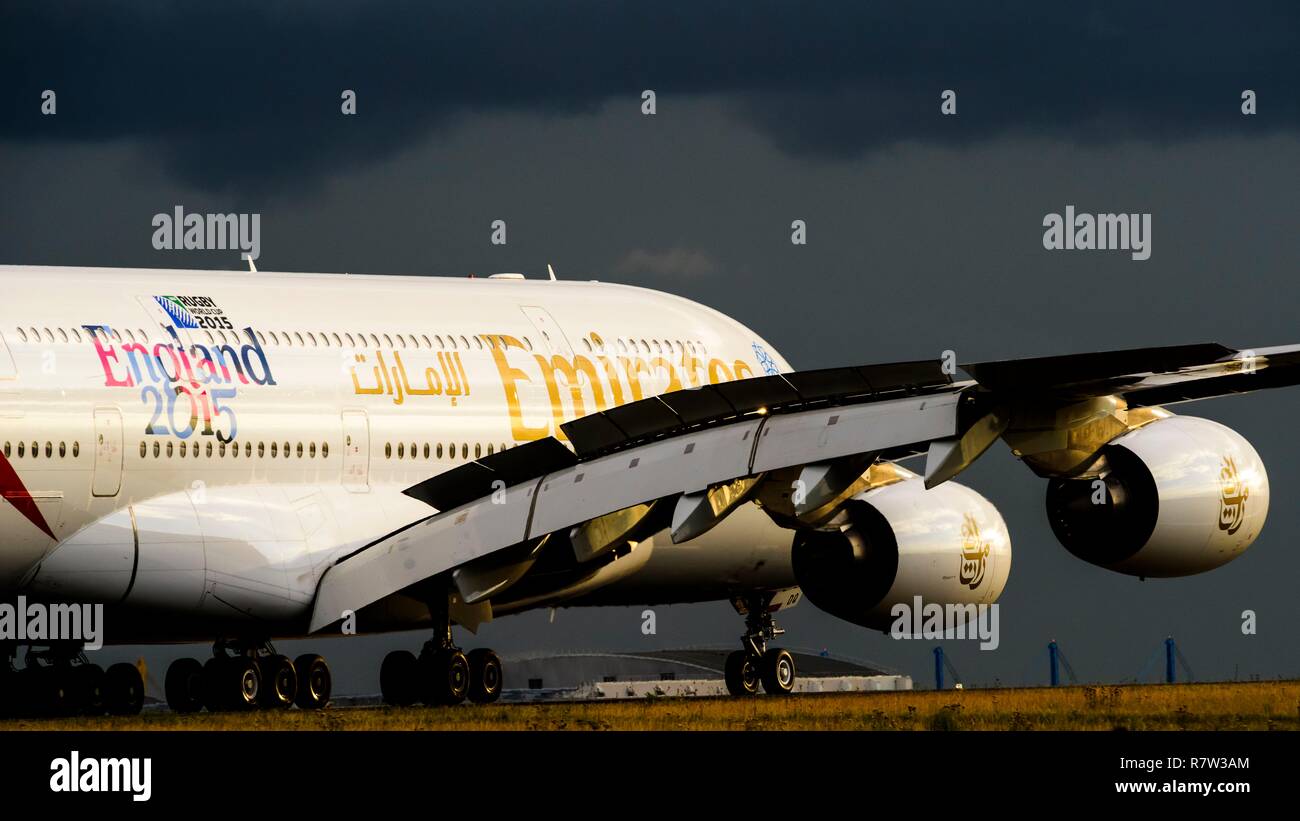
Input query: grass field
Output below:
<box><xmin>3</xmin><ymin>681</ymin><xmax>1298</xmax><ymax>731</ymax></box>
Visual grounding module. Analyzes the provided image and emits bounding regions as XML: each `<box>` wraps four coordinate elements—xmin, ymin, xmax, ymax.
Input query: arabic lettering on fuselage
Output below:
<box><xmin>349</xmin><ymin>350</ymin><xmax>470</xmax><ymax>406</ymax></box>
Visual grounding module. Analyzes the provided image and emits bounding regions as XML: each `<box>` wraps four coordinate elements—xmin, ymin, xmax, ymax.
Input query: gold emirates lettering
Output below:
<box><xmin>489</xmin><ymin>332</ymin><xmax>754</xmax><ymax>442</ymax></box>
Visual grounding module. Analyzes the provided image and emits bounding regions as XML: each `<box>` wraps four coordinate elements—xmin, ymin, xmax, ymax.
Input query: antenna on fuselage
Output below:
<box><xmin>547</xmin><ymin>263</ymin><xmax>557</xmax><ymax>281</ymax></box>
<box><xmin>244</xmin><ymin>255</ymin><xmax>257</xmax><ymax>273</ymax></box>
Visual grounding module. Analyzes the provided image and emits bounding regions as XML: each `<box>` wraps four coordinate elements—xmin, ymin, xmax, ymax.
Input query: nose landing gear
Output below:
<box><xmin>724</xmin><ymin>591</ymin><xmax>799</xmax><ymax>697</ymax></box>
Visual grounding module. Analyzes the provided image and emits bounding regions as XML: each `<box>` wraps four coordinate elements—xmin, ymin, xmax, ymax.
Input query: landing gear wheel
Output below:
<box><xmin>258</xmin><ymin>655</ymin><xmax>297</xmax><ymax>709</ymax></box>
<box><xmin>293</xmin><ymin>654</ymin><xmax>331</xmax><ymax>710</ymax></box>
<box><xmin>380</xmin><ymin>650</ymin><xmax>419</xmax><ymax>706</ymax></box>
<box><xmin>725</xmin><ymin>651</ymin><xmax>761</xmax><ymax>696</ymax></box>
<box><xmin>166</xmin><ymin>658</ymin><xmax>204</xmax><ymax>714</ymax></box>
<box><xmin>760</xmin><ymin>648</ymin><xmax>796</xmax><ymax>695</ymax></box>
<box><xmin>226</xmin><ymin>657</ymin><xmax>262</xmax><ymax>711</ymax></box>
<box><xmin>201</xmin><ymin>657</ymin><xmax>259</xmax><ymax>711</ymax></box>
<box><xmin>420</xmin><ymin>649</ymin><xmax>469</xmax><ymax>706</ymax></box>
<box><xmin>104</xmin><ymin>662</ymin><xmax>145</xmax><ymax>716</ymax></box>
<box><xmin>73</xmin><ymin>664</ymin><xmax>106</xmax><ymax>716</ymax></box>
<box><xmin>201</xmin><ymin>658</ymin><xmax>227</xmax><ymax>712</ymax></box>
<box><xmin>467</xmin><ymin>649</ymin><xmax>503</xmax><ymax>704</ymax></box>
<box><xmin>26</xmin><ymin>665</ymin><xmax>70</xmax><ymax>716</ymax></box>
<box><xmin>0</xmin><ymin>666</ymin><xmax>13</xmax><ymax>719</ymax></box>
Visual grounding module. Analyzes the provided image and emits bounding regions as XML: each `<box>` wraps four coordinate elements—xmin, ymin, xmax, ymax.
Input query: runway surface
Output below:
<box><xmin>1</xmin><ymin>681</ymin><xmax>1296</xmax><ymax>731</ymax></box>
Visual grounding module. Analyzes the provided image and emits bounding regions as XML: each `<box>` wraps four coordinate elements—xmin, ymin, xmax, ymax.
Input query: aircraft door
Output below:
<box><xmin>519</xmin><ymin>306</ymin><xmax>574</xmax><ymax>357</ymax></box>
<box><xmin>342</xmin><ymin>410</ymin><xmax>370</xmax><ymax>491</ymax></box>
<box><xmin>92</xmin><ymin>407</ymin><xmax>124</xmax><ymax>497</ymax></box>
<box><xmin>0</xmin><ymin>330</ymin><xmax>16</xmax><ymax>379</ymax></box>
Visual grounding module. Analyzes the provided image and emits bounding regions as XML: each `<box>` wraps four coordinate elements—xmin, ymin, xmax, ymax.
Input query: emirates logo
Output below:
<box><xmin>1218</xmin><ymin>456</ymin><xmax>1249</xmax><ymax>536</ymax></box>
<box><xmin>958</xmin><ymin>513</ymin><xmax>991</xmax><ymax>590</ymax></box>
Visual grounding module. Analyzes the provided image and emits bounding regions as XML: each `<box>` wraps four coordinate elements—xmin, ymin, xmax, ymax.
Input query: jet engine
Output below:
<box><xmin>1046</xmin><ymin>416</ymin><xmax>1268</xmax><ymax>577</ymax></box>
<box><xmin>791</xmin><ymin>478</ymin><xmax>1011</xmax><ymax>630</ymax></box>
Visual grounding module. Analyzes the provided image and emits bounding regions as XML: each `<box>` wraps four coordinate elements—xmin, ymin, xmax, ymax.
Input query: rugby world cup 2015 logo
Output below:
<box><xmin>154</xmin><ymin>296</ymin><xmax>199</xmax><ymax>329</ymax></box>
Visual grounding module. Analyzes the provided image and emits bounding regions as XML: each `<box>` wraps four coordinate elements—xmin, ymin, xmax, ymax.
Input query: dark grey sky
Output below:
<box><xmin>2</xmin><ymin>3</ymin><xmax>1298</xmax><ymax>692</ymax></box>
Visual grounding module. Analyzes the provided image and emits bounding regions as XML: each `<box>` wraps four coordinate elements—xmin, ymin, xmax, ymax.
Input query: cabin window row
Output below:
<box><xmin>383</xmin><ymin>441</ymin><xmax>512</xmax><ymax>461</ymax></box>
<box><xmin>10</xmin><ymin>326</ymin><xmax>710</xmax><ymax>358</ymax></box>
<box><xmin>136</xmin><ymin>440</ymin><xmax>330</xmax><ymax>460</ymax></box>
<box><xmin>2</xmin><ymin>441</ymin><xmax>80</xmax><ymax>459</ymax></box>
<box><xmin>13</xmin><ymin>326</ymin><xmax>150</xmax><ymax>345</ymax></box>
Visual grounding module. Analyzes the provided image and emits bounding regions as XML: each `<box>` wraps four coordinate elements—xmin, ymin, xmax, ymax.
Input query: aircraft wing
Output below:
<box><xmin>308</xmin><ymin>341</ymin><xmax>1300</xmax><ymax>632</ymax></box>
<box><xmin>309</xmin><ymin>360</ymin><xmax>957</xmax><ymax>630</ymax></box>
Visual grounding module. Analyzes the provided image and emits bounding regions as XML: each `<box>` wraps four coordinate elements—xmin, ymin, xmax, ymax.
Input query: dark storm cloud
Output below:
<box><xmin>2</xmin><ymin>1</ymin><xmax>1297</xmax><ymax>192</ymax></box>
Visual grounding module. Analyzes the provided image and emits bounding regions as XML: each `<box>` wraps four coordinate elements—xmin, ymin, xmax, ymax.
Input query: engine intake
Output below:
<box><xmin>791</xmin><ymin>478</ymin><xmax>1011</xmax><ymax>630</ymax></box>
<box><xmin>1046</xmin><ymin>416</ymin><xmax>1268</xmax><ymax>577</ymax></box>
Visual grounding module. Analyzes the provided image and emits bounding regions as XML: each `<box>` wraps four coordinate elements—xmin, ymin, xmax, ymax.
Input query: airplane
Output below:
<box><xmin>0</xmin><ymin>263</ymin><xmax>1294</xmax><ymax>715</ymax></box>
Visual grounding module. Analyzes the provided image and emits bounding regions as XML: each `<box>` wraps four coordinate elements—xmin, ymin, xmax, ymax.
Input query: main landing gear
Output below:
<box><xmin>0</xmin><ymin>642</ymin><xmax>144</xmax><ymax>718</ymax></box>
<box><xmin>380</xmin><ymin>596</ymin><xmax>503</xmax><ymax>707</ymax></box>
<box><xmin>165</xmin><ymin>640</ymin><xmax>332</xmax><ymax>713</ymax></box>
<box><xmin>724</xmin><ymin>593</ymin><xmax>797</xmax><ymax>697</ymax></box>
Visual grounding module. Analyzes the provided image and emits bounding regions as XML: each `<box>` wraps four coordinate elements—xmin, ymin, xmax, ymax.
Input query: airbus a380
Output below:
<box><xmin>0</xmin><ymin>264</ymin><xmax>1294</xmax><ymax>716</ymax></box>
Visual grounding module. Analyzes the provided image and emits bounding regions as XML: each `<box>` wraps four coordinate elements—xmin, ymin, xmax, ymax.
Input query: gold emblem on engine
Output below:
<box><xmin>958</xmin><ymin>513</ymin><xmax>991</xmax><ymax>590</ymax></box>
<box><xmin>1218</xmin><ymin>456</ymin><xmax>1249</xmax><ymax>535</ymax></box>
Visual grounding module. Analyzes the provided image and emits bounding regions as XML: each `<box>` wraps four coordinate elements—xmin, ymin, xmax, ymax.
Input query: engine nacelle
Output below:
<box><xmin>1046</xmin><ymin>416</ymin><xmax>1268</xmax><ymax>577</ymax></box>
<box><xmin>791</xmin><ymin>478</ymin><xmax>1011</xmax><ymax>630</ymax></box>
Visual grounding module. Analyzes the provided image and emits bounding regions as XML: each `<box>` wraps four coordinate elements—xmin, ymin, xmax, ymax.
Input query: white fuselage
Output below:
<box><xmin>0</xmin><ymin>266</ymin><xmax>796</xmax><ymax>641</ymax></box>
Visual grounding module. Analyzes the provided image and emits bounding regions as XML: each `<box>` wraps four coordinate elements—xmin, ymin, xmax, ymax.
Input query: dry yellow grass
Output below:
<box><xmin>3</xmin><ymin>681</ymin><xmax>1297</xmax><ymax>731</ymax></box>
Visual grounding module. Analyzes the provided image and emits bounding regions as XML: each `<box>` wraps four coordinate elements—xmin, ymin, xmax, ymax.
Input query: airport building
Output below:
<box><xmin>494</xmin><ymin>648</ymin><xmax>911</xmax><ymax>700</ymax></box>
